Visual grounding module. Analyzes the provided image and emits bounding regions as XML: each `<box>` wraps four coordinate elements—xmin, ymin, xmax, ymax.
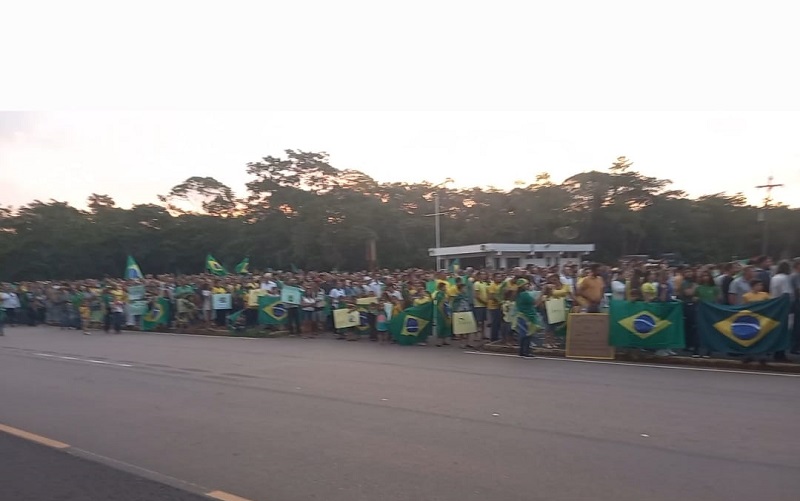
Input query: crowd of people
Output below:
<box><xmin>2</xmin><ymin>257</ymin><xmax>799</xmax><ymax>362</ymax></box>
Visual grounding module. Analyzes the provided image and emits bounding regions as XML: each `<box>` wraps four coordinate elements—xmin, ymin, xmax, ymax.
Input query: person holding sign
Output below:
<box><xmin>540</xmin><ymin>274</ymin><xmax>572</xmax><ymax>348</ymax></box>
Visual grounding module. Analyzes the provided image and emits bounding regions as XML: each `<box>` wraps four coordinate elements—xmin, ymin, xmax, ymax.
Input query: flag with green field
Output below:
<box><xmin>609</xmin><ymin>300</ymin><xmax>685</xmax><ymax>349</ymax></box>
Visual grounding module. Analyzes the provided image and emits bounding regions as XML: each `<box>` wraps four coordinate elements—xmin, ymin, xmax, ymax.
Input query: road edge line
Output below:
<box><xmin>0</xmin><ymin>423</ymin><xmax>70</xmax><ymax>449</ymax></box>
<box><xmin>206</xmin><ymin>490</ymin><xmax>256</xmax><ymax>501</ymax></box>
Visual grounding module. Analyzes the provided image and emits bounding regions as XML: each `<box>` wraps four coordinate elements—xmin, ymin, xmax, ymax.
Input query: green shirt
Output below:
<box><xmin>695</xmin><ymin>284</ymin><xmax>720</xmax><ymax>304</ymax></box>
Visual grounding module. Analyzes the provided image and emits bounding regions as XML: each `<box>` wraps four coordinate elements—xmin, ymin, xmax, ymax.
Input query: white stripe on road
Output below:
<box><xmin>464</xmin><ymin>351</ymin><xmax>800</xmax><ymax>377</ymax></box>
<box><xmin>33</xmin><ymin>353</ymin><xmax>132</xmax><ymax>367</ymax></box>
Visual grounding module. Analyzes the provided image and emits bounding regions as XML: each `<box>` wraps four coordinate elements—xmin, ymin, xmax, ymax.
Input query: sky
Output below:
<box><xmin>2</xmin><ymin>0</ymin><xmax>799</xmax><ymax>209</ymax></box>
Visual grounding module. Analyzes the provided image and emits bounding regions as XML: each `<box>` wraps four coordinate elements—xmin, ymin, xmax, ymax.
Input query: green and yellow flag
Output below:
<box><xmin>235</xmin><ymin>257</ymin><xmax>250</xmax><ymax>274</ymax></box>
<box><xmin>125</xmin><ymin>255</ymin><xmax>143</xmax><ymax>279</ymax></box>
<box><xmin>698</xmin><ymin>296</ymin><xmax>790</xmax><ymax>354</ymax></box>
<box><xmin>609</xmin><ymin>300</ymin><xmax>685</xmax><ymax>349</ymax></box>
<box><xmin>389</xmin><ymin>301</ymin><xmax>433</xmax><ymax>345</ymax></box>
<box><xmin>141</xmin><ymin>297</ymin><xmax>170</xmax><ymax>331</ymax></box>
<box><xmin>258</xmin><ymin>295</ymin><xmax>288</xmax><ymax>325</ymax></box>
<box><xmin>206</xmin><ymin>254</ymin><xmax>227</xmax><ymax>276</ymax></box>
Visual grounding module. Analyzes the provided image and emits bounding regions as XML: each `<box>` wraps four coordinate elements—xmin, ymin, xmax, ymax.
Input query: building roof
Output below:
<box><xmin>428</xmin><ymin>243</ymin><xmax>595</xmax><ymax>257</ymax></box>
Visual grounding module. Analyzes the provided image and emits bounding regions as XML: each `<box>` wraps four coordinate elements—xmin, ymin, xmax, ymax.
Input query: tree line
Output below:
<box><xmin>1</xmin><ymin>151</ymin><xmax>797</xmax><ymax>281</ymax></box>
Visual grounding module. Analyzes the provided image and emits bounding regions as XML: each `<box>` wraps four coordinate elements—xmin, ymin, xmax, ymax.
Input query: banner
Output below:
<box><xmin>247</xmin><ymin>289</ymin><xmax>266</xmax><ymax>308</ymax></box>
<box><xmin>452</xmin><ymin>311</ymin><xmax>477</xmax><ymax>335</ymax></box>
<box><xmin>280</xmin><ymin>286</ymin><xmax>303</xmax><ymax>306</ymax></box>
<box><xmin>258</xmin><ymin>296</ymin><xmax>287</xmax><ymax>325</ymax></box>
<box><xmin>333</xmin><ymin>308</ymin><xmax>360</xmax><ymax>329</ymax></box>
<box><xmin>212</xmin><ymin>293</ymin><xmax>232</xmax><ymax>310</ymax></box>
<box><xmin>389</xmin><ymin>301</ymin><xmax>433</xmax><ymax>345</ymax></box>
<box><xmin>356</xmin><ymin>297</ymin><xmax>378</xmax><ymax>305</ymax></box>
<box><xmin>545</xmin><ymin>298</ymin><xmax>567</xmax><ymax>324</ymax></box>
<box><xmin>141</xmin><ymin>298</ymin><xmax>170</xmax><ymax>331</ymax></box>
<box><xmin>128</xmin><ymin>300</ymin><xmax>149</xmax><ymax>316</ymax></box>
<box><xmin>698</xmin><ymin>296</ymin><xmax>791</xmax><ymax>354</ymax></box>
<box><xmin>609</xmin><ymin>300</ymin><xmax>685</xmax><ymax>349</ymax></box>
<box><xmin>127</xmin><ymin>285</ymin><xmax>145</xmax><ymax>301</ymax></box>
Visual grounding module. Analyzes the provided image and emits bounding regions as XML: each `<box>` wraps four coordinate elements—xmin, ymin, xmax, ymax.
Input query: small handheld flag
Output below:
<box><xmin>235</xmin><ymin>257</ymin><xmax>250</xmax><ymax>274</ymax></box>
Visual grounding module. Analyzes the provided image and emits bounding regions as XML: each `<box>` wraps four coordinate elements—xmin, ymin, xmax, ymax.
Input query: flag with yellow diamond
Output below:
<box><xmin>205</xmin><ymin>254</ymin><xmax>227</xmax><ymax>276</ymax></box>
<box><xmin>698</xmin><ymin>296</ymin><xmax>790</xmax><ymax>354</ymax></box>
<box><xmin>389</xmin><ymin>302</ymin><xmax>433</xmax><ymax>345</ymax></box>
<box><xmin>141</xmin><ymin>297</ymin><xmax>170</xmax><ymax>331</ymax></box>
<box><xmin>257</xmin><ymin>295</ymin><xmax>288</xmax><ymax>325</ymax></box>
<box><xmin>609</xmin><ymin>300</ymin><xmax>685</xmax><ymax>349</ymax></box>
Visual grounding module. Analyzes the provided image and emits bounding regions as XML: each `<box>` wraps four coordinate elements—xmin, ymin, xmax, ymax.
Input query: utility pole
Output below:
<box><xmin>425</xmin><ymin>178</ymin><xmax>454</xmax><ymax>270</ymax></box>
<box><xmin>755</xmin><ymin>176</ymin><xmax>783</xmax><ymax>256</ymax></box>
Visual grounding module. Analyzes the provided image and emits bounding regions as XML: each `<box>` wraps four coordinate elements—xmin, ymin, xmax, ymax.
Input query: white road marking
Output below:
<box><xmin>464</xmin><ymin>351</ymin><xmax>800</xmax><ymax>377</ymax></box>
<box><xmin>33</xmin><ymin>353</ymin><xmax>132</xmax><ymax>367</ymax></box>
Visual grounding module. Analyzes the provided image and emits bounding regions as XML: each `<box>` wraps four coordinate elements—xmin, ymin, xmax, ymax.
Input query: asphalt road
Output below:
<box><xmin>1</xmin><ymin>326</ymin><xmax>798</xmax><ymax>501</ymax></box>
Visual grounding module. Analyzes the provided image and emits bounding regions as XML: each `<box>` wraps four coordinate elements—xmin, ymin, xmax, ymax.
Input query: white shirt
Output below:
<box><xmin>260</xmin><ymin>281</ymin><xmax>277</xmax><ymax>293</ymax></box>
<box><xmin>0</xmin><ymin>292</ymin><xmax>12</xmax><ymax>308</ymax></box>
<box><xmin>611</xmin><ymin>280</ymin><xmax>626</xmax><ymax>301</ymax></box>
<box><xmin>770</xmin><ymin>273</ymin><xmax>794</xmax><ymax>300</ymax></box>
<box><xmin>329</xmin><ymin>288</ymin><xmax>346</xmax><ymax>306</ymax></box>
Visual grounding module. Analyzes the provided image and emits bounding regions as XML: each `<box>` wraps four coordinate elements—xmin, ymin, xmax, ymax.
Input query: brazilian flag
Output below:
<box><xmin>206</xmin><ymin>254</ymin><xmax>227</xmax><ymax>276</ymax></box>
<box><xmin>609</xmin><ymin>300</ymin><xmax>685</xmax><ymax>349</ymax></box>
<box><xmin>141</xmin><ymin>297</ymin><xmax>170</xmax><ymax>331</ymax></box>
<box><xmin>125</xmin><ymin>255</ymin><xmax>143</xmax><ymax>279</ymax></box>
<box><xmin>234</xmin><ymin>257</ymin><xmax>250</xmax><ymax>274</ymax></box>
<box><xmin>258</xmin><ymin>295</ymin><xmax>287</xmax><ymax>325</ymax></box>
<box><xmin>698</xmin><ymin>296</ymin><xmax>790</xmax><ymax>354</ymax></box>
<box><xmin>389</xmin><ymin>302</ymin><xmax>433</xmax><ymax>345</ymax></box>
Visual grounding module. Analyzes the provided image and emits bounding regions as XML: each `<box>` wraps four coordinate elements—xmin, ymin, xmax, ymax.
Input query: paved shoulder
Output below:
<box><xmin>0</xmin><ymin>432</ymin><xmax>210</xmax><ymax>501</ymax></box>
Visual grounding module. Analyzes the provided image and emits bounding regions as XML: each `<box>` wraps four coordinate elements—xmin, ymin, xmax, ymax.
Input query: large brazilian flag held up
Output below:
<box><xmin>698</xmin><ymin>296</ymin><xmax>790</xmax><ymax>354</ymax></box>
<box><xmin>206</xmin><ymin>254</ymin><xmax>227</xmax><ymax>276</ymax></box>
<box><xmin>609</xmin><ymin>300</ymin><xmax>685</xmax><ymax>349</ymax></box>
<box><xmin>389</xmin><ymin>302</ymin><xmax>433</xmax><ymax>345</ymax></box>
<box><xmin>141</xmin><ymin>297</ymin><xmax>170</xmax><ymax>331</ymax></box>
<box><xmin>258</xmin><ymin>295</ymin><xmax>288</xmax><ymax>325</ymax></box>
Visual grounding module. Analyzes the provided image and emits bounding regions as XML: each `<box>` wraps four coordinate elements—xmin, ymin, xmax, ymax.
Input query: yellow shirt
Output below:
<box><xmin>212</xmin><ymin>286</ymin><xmax>227</xmax><ymax>294</ymax></box>
<box><xmin>743</xmin><ymin>291</ymin><xmax>770</xmax><ymax>303</ymax></box>
<box><xmin>546</xmin><ymin>284</ymin><xmax>571</xmax><ymax>299</ymax></box>
<box><xmin>487</xmin><ymin>282</ymin><xmax>501</xmax><ymax>310</ymax></box>
<box><xmin>473</xmin><ymin>281</ymin><xmax>488</xmax><ymax>307</ymax></box>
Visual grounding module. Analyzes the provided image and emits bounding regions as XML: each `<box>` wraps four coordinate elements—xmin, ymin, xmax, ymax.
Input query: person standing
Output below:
<box><xmin>728</xmin><ymin>266</ymin><xmax>754</xmax><ymax>306</ymax></box>
<box><xmin>515</xmin><ymin>280</ymin><xmax>541</xmax><ymax>358</ymax></box>
<box><xmin>487</xmin><ymin>274</ymin><xmax>503</xmax><ymax>342</ymax></box>
<box><xmin>576</xmin><ymin>264</ymin><xmax>605</xmax><ymax>313</ymax></box>
<box><xmin>472</xmin><ymin>272</ymin><xmax>489</xmax><ymax>341</ymax></box>
<box><xmin>769</xmin><ymin>261</ymin><xmax>793</xmax><ymax>361</ymax></box>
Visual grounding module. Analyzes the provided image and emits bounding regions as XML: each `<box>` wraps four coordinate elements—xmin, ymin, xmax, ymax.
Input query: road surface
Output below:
<box><xmin>1</xmin><ymin>326</ymin><xmax>798</xmax><ymax>501</ymax></box>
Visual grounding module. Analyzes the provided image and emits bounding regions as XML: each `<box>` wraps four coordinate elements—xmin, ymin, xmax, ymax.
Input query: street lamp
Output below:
<box><xmin>424</xmin><ymin>178</ymin><xmax>454</xmax><ymax>270</ymax></box>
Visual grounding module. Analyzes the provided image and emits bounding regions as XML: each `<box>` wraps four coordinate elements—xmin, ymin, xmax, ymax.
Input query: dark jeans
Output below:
<box><xmin>518</xmin><ymin>334</ymin><xmax>532</xmax><ymax>357</ymax></box>
<box><xmin>286</xmin><ymin>307</ymin><xmax>301</xmax><ymax>334</ymax></box>
<box><xmin>489</xmin><ymin>309</ymin><xmax>502</xmax><ymax>342</ymax></box>
<box><xmin>4</xmin><ymin>308</ymin><xmax>16</xmax><ymax>325</ymax></box>
<box><xmin>104</xmin><ymin>312</ymin><xmax>123</xmax><ymax>333</ymax></box>
<box><xmin>684</xmin><ymin>303</ymin><xmax>698</xmax><ymax>352</ymax></box>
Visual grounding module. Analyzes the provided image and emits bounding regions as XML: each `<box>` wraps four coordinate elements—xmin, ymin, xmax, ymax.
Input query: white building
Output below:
<box><xmin>428</xmin><ymin>243</ymin><xmax>596</xmax><ymax>270</ymax></box>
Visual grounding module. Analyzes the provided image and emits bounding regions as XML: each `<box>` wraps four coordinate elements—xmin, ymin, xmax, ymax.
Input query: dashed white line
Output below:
<box><xmin>33</xmin><ymin>353</ymin><xmax>132</xmax><ymax>367</ymax></box>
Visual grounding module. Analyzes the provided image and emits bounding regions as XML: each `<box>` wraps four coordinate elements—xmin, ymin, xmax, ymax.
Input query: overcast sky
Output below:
<box><xmin>2</xmin><ymin>0</ymin><xmax>799</xmax><ymax>209</ymax></box>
